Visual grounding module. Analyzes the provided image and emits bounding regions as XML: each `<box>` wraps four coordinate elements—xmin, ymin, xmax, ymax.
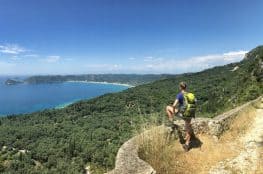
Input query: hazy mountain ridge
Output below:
<box><xmin>0</xmin><ymin>46</ymin><xmax>262</xmax><ymax>173</ymax></box>
<box><xmin>24</xmin><ymin>74</ymin><xmax>174</xmax><ymax>86</ymax></box>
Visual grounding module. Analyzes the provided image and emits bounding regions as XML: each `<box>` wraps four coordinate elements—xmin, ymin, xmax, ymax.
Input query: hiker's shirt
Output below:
<box><xmin>176</xmin><ymin>92</ymin><xmax>184</xmax><ymax>108</ymax></box>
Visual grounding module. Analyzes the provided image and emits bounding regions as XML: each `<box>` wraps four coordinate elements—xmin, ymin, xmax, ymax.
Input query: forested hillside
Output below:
<box><xmin>24</xmin><ymin>74</ymin><xmax>172</xmax><ymax>86</ymax></box>
<box><xmin>0</xmin><ymin>46</ymin><xmax>262</xmax><ymax>173</ymax></box>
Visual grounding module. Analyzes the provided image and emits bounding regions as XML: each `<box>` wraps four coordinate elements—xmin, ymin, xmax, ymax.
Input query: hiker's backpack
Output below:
<box><xmin>182</xmin><ymin>92</ymin><xmax>197</xmax><ymax>118</ymax></box>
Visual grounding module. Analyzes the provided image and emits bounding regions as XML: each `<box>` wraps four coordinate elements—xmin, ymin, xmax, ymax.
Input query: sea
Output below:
<box><xmin>0</xmin><ymin>76</ymin><xmax>129</xmax><ymax>116</ymax></box>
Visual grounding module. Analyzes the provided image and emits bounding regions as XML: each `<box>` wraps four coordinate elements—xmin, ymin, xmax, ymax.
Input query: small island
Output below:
<box><xmin>5</xmin><ymin>79</ymin><xmax>23</xmax><ymax>85</ymax></box>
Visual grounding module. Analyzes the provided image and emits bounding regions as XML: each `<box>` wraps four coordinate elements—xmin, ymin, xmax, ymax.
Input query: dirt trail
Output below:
<box><xmin>209</xmin><ymin>107</ymin><xmax>263</xmax><ymax>174</ymax></box>
<box><xmin>175</xmin><ymin>105</ymin><xmax>263</xmax><ymax>174</ymax></box>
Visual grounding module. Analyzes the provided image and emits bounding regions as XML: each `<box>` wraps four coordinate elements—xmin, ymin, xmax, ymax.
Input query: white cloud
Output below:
<box><xmin>222</xmin><ymin>50</ymin><xmax>248</xmax><ymax>61</ymax></box>
<box><xmin>84</xmin><ymin>63</ymin><xmax>122</xmax><ymax>73</ymax></box>
<box><xmin>0</xmin><ymin>61</ymin><xmax>17</xmax><ymax>75</ymax></box>
<box><xmin>41</xmin><ymin>56</ymin><xmax>61</xmax><ymax>63</ymax></box>
<box><xmin>143</xmin><ymin>56</ymin><xmax>164</xmax><ymax>63</ymax></box>
<box><xmin>24</xmin><ymin>54</ymin><xmax>39</xmax><ymax>58</ymax></box>
<box><xmin>126</xmin><ymin>50</ymin><xmax>248</xmax><ymax>74</ymax></box>
<box><xmin>0</xmin><ymin>44</ymin><xmax>27</xmax><ymax>54</ymax></box>
<box><xmin>223</xmin><ymin>50</ymin><xmax>248</xmax><ymax>56</ymax></box>
<box><xmin>113</xmin><ymin>64</ymin><xmax>120</xmax><ymax>68</ymax></box>
<box><xmin>0</xmin><ymin>46</ymin><xmax>248</xmax><ymax>75</ymax></box>
<box><xmin>76</xmin><ymin>50</ymin><xmax>248</xmax><ymax>74</ymax></box>
<box><xmin>187</xmin><ymin>50</ymin><xmax>248</xmax><ymax>66</ymax></box>
<box><xmin>143</xmin><ymin>56</ymin><xmax>154</xmax><ymax>61</ymax></box>
<box><xmin>0</xmin><ymin>61</ymin><xmax>16</xmax><ymax>67</ymax></box>
<box><xmin>10</xmin><ymin>56</ymin><xmax>22</xmax><ymax>61</ymax></box>
<box><xmin>128</xmin><ymin>57</ymin><xmax>136</xmax><ymax>60</ymax></box>
<box><xmin>65</xmin><ymin>58</ymin><xmax>73</xmax><ymax>61</ymax></box>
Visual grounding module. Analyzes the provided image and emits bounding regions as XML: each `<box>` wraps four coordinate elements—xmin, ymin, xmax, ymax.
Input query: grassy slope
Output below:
<box><xmin>0</xmin><ymin>46</ymin><xmax>262</xmax><ymax>173</ymax></box>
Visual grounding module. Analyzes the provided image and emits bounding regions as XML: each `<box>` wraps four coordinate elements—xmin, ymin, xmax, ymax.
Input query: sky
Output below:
<box><xmin>0</xmin><ymin>0</ymin><xmax>263</xmax><ymax>75</ymax></box>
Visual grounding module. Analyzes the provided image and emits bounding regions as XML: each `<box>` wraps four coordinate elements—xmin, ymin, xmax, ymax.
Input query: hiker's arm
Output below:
<box><xmin>172</xmin><ymin>99</ymin><xmax>178</xmax><ymax>108</ymax></box>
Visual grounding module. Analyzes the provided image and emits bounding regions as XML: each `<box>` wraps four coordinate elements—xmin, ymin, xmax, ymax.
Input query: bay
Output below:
<box><xmin>0</xmin><ymin>76</ymin><xmax>129</xmax><ymax>116</ymax></box>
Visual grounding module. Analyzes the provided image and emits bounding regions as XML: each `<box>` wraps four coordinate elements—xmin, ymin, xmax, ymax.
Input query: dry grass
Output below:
<box><xmin>137</xmin><ymin>106</ymin><xmax>258</xmax><ymax>174</ymax></box>
<box><xmin>256</xmin><ymin>145</ymin><xmax>263</xmax><ymax>174</ymax></box>
<box><xmin>221</xmin><ymin>105</ymin><xmax>257</xmax><ymax>142</ymax></box>
<box><xmin>137</xmin><ymin>125</ymin><xmax>175</xmax><ymax>174</ymax></box>
<box><xmin>142</xmin><ymin>134</ymin><xmax>241</xmax><ymax>174</ymax></box>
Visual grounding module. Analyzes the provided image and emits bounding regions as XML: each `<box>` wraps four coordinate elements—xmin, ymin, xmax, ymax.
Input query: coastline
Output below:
<box><xmin>0</xmin><ymin>80</ymin><xmax>132</xmax><ymax>117</ymax></box>
<box><xmin>54</xmin><ymin>81</ymin><xmax>133</xmax><ymax>109</ymax></box>
<box><xmin>55</xmin><ymin>101</ymin><xmax>75</xmax><ymax>109</ymax></box>
<box><xmin>66</xmin><ymin>80</ymin><xmax>135</xmax><ymax>87</ymax></box>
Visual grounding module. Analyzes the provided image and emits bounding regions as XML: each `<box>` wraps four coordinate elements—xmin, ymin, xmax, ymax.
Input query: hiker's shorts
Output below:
<box><xmin>176</xmin><ymin>117</ymin><xmax>192</xmax><ymax>134</ymax></box>
<box><xmin>175</xmin><ymin>107</ymin><xmax>193</xmax><ymax>133</ymax></box>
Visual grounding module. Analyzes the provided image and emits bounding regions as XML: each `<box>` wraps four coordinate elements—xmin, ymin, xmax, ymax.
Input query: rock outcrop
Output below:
<box><xmin>107</xmin><ymin>136</ymin><xmax>156</xmax><ymax>174</ymax></box>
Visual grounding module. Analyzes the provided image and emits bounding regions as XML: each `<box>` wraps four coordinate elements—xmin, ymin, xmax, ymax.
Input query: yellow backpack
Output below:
<box><xmin>182</xmin><ymin>92</ymin><xmax>196</xmax><ymax>117</ymax></box>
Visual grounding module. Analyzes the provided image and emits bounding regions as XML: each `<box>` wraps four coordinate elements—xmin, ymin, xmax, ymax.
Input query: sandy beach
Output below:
<box><xmin>66</xmin><ymin>80</ymin><xmax>135</xmax><ymax>87</ymax></box>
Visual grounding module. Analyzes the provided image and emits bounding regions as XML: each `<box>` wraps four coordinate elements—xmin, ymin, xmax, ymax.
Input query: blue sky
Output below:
<box><xmin>0</xmin><ymin>0</ymin><xmax>262</xmax><ymax>75</ymax></box>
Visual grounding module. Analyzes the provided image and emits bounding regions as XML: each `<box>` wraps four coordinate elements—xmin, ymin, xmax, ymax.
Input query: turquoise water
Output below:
<box><xmin>0</xmin><ymin>77</ymin><xmax>129</xmax><ymax>116</ymax></box>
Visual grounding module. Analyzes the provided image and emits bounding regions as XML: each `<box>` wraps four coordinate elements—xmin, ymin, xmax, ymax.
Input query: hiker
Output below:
<box><xmin>166</xmin><ymin>82</ymin><xmax>196</xmax><ymax>151</ymax></box>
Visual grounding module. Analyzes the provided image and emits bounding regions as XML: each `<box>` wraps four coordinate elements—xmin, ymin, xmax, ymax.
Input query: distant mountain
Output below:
<box><xmin>24</xmin><ymin>74</ymin><xmax>174</xmax><ymax>86</ymax></box>
<box><xmin>0</xmin><ymin>46</ymin><xmax>262</xmax><ymax>173</ymax></box>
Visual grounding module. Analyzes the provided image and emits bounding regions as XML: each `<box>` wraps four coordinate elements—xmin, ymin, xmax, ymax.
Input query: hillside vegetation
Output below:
<box><xmin>0</xmin><ymin>46</ymin><xmax>262</xmax><ymax>173</ymax></box>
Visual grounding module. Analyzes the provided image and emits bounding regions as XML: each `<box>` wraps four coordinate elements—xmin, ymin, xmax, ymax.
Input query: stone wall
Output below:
<box><xmin>106</xmin><ymin>97</ymin><xmax>262</xmax><ymax>174</ymax></box>
<box><xmin>208</xmin><ymin>97</ymin><xmax>261</xmax><ymax>137</ymax></box>
<box><xmin>106</xmin><ymin>130</ymin><xmax>157</xmax><ymax>174</ymax></box>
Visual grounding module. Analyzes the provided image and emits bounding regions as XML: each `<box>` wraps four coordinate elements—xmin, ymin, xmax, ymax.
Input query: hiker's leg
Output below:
<box><xmin>184</xmin><ymin>118</ymin><xmax>192</xmax><ymax>146</ymax></box>
<box><xmin>166</xmin><ymin>105</ymin><xmax>176</xmax><ymax>122</ymax></box>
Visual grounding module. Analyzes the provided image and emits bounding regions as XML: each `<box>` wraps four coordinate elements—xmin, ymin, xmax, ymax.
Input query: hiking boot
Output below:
<box><xmin>182</xmin><ymin>144</ymin><xmax>190</xmax><ymax>152</ymax></box>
